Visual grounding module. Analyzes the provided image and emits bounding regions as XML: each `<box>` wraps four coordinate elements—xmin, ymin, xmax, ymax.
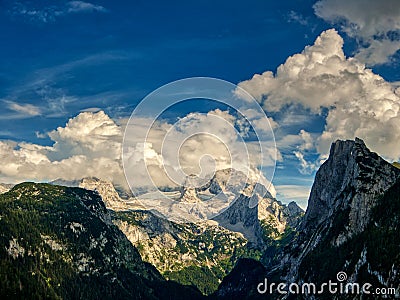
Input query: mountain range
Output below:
<box><xmin>1</xmin><ymin>138</ymin><xmax>400</xmax><ymax>299</ymax></box>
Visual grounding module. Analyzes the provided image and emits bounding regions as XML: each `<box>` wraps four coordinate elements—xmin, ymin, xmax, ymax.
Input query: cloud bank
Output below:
<box><xmin>0</xmin><ymin>110</ymin><xmax>277</xmax><ymax>197</ymax></box>
<box><xmin>0</xmin><ymin>111</ymin><xmax>124</xmax><ymax>186</ymax></box>
<box><xmin>238</xmin><ymin>29</ymin><xmax>400</xmax><ymax>162</ymax></box>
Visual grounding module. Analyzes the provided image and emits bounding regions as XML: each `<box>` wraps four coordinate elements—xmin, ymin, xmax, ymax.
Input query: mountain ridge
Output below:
<box><xmin>0</xmin><ymin>182</ymin><xmax>204</xmax><ymax>299</ymax></box>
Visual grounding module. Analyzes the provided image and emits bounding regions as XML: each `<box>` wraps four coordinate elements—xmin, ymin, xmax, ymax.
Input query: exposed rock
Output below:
<box><xmin>0</xmin><ymin>183</ymin><xmax>13</xmax><ymax>194</ymax></box>
<box><xmin>51</xmin><ymin>177</ymin><xmax>140</xmax><ymax>211</ymax></box>
<box><xmin>216</xmin><ymin>138</ymin><xmax>400</xmax><ymax>299</ymax></box>
<box><xmin>112</xmin><ymin>209</ymin><xmax>252</xmax><ymax>295</ymax></box>
<box><xmin>213</xmin><ymin>184</ymin><xmax>303</xmax><ymax>246</ymax></box>
<box><xmin>279</xmin><ymin>138</ymin><xmax>400</xmax><ymax>281</ymax></box>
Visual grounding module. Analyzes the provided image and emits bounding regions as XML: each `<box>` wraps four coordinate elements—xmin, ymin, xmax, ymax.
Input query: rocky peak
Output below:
<box><xmin>51</xmin><ymin>177</ymin><xmax>129</xmax><ymax>211</ymax></box>
<box><xmin>78</xmin><ymin>177</ymin><xmax>130</xmax><ymax>211</ymax></box>
<box><xmin>286</xmin><ymin>201</ymin><xmax>303</xmax><ymax>216</ymax></box>
<box><xmin>179</xmin><ymin>175</ymin><xmax>201</xmax><ymax>203</ymax></box>
<box><xmin>304</xmin><ymin>137</ymin><xmax>400</xmax><ymax>236</ymax></box>
<box><xmin>215</xmin><ymin>138</ymin><xmax>400</xmax><ymax>298</ymax></box>
<box><xmin>179</xmin><ymin>187</ymin><xmax>201</xmax><ymax>203</ymax></box>
<box><xmin>213</xmin><ymin>184</ymin><xmax>303</xmax><ymax>246</ymax></box>
<box><xmin>274</xmin><ymin>138</ymin><xmax>400</xmax><ymax>283</ymax></box>
<box><xmin>195</xmin><ymin>168</ymin><xmax>252</xmax><ymax>196</ymax></box>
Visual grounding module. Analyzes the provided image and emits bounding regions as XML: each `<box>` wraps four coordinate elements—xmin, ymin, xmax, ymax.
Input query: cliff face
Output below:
<box><xmin>213</xmin><ymin>190</ymin><xmax>303</xmax><ymax>246</ymax></box>
<box><xmin>216</xmin><ymin>138</ymin><xmax>400</xmax><ymax>299</ymax></box>
<box><xmin>280</xmin><ymin>138</ymin><xmax>400</xmax><ymax>282</ymax></box>
<box><xmin>304</xmin><ymin>138</ymin><xmax>400</xmax><ymax>236</ymax></box>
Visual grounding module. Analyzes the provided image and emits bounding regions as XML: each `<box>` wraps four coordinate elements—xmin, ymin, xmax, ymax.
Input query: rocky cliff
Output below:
<box><xmin>216</xmin><ymin>138</ymin><xmax>400</xmax><ymax>299</ymax></box>
<box><xmin>279</xmin><ymin>138</ymin><xmax>400</xmax><ymax>282</ymax></box>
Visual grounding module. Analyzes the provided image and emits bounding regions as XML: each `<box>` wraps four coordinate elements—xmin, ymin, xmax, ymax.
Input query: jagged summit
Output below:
<box><xmin>51</xmin><ymin>177</ymin><xmax>135</xmax><ymax>211</ymax></box>
<box><xmin>304</xmin><ymin>137</ymin><xmax>400</xmax><ymax>235</ymax></box>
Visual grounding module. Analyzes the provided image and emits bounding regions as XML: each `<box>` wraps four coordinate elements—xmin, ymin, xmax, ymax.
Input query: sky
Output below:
<box><xmin>1</xmin><ymin>0</ymin><xmax>400</xmax><ymax>209</ymax></box>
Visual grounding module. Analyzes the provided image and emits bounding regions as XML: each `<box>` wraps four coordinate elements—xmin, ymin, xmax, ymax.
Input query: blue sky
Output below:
<box><xmin>1</xmin><ymin>0</ymin><xmax>400</xmax><ymax>208</ymax></box>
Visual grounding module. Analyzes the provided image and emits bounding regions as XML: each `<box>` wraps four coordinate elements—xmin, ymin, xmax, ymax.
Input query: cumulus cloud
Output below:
<box><xmin>123</xmin><ymin>109</ymin><xmax>278</xmax><ymax>196</ymax></box>
<box><xmin>238</xmin><ymin>29</ymin><xmax>400</xmax><ymax>161</ymax></box>
<box><xmin>314</xmin><ymin>0</ymin><xmax>400</xmax><ymax>65</ymax></box>
<box><xmin>0</xmin><ymin>110</ymin><xmax>277</xmax><ymax>197</ymax></box>
<box><xmin>0</xmin><ymin>111</ymin><xmax>124</xmax><ymax>186</ymax></box>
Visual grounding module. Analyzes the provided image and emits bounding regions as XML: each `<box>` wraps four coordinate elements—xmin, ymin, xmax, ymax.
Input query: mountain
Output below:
<box><xmin>172</xmin><ymin>168</ymin><xmax>304</xmax><ymax>247</ymax></box>
<box><xmin>0</xmin><ymin>183</ymin><xmax>203</xmax><ymax>299</ymax></box>
<box><xmin>112</xmin><ymin>210</ymin><xmax>259</xmax><ymax>295</ymax></box>
<box><xmin>213</xmin><ymin>183</ymin><xmax>303</xmax><ymax>247</ymax></box>
<box><xmin>49</xmin><ymin>169</ymin><xmax>302</xmax><ymax>295</ymax></box>
<box><xmin>49</xmin><ymin>169</ymin><xmax>303</xmax><ymax>295</ymax></box>
<box><xmin>51</xmin><ymin>177</ymin><xmax>143</xmax><ymax>210</ymax></box>
<box><xmin>0</xmin><ymin>183</ymin><xmax>13</xmax><ymax>194</ymax></box>
<box><xmin>112</xmin><ymin>169</ymin><xmax>303</xmax><ymax>295</ymax></box>
<box><xmin>279</xmin><ymin>138</ymin><xmax>400</xmax><ymax>282</ymax></box>
<box><xmin>215</xmin><ymin>138</ymin><xmax>400</xmax><ymax>299</ymax></box>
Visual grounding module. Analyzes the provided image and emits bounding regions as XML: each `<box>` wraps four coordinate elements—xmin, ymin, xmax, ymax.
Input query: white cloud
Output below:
<box><xmin>293</xmin><ymin>151</ymin><xmax>317</xmax><ymax>175</ymax></box>
<box><xmin>287</xmin><ymin>11</ymin><xmax>309</xmax><ymax>26</ymax></box>
<box><xmin>48</xmin><ymin>111</ymin><xmax>122</xmax><ymax>160</ymax></box>
<box><xmin>5</xmin><ymin>101</ymin><xmax>41</xmax><ymax>117</ymax></box>
<box><xmin>10</xmin><ymin>1</ymin><xmax>107</xmax><ymax>23</ymax></box>
<box><xmin>355</xmin><ymin>39</ymin><xmax>400</xmax><ymax>66</ymax></box>
<box><xmin>123</xmin><ymin>109</ymin><xmax>278</xmax><ymax>196</ymax></box>
<box><xmin>314</xmin><ymin>0</ymin><xmax>400</xmax><ymax>65</ymax></box>
<box><xmin>298</xmin><ymin>129</ymin><xmax>314</xmax><ymax>151</ymax></box>
<box><xmin>275</xmin><ymin>185</ymin><xmax>311</xmax><ymax>209</ymax></box>
<box><xmin>238</xmin><ymin>29</ymin><xmax>353</xmax><ymax>112</ymax></box>
<box><xmin>0</xmin><ymin>110</ymin><xmax>277</xmax><ymax>197</ymax></box>
<box><xmin>0</xmin><ymin>111</ymin><xmax>125</xmax><ymax>187</ymax></box>
<box><xmin>238</xmin><ymin>29</ymin><xmax>400</xmax><ymax>161</ymax></box>
<box><xmin>67</xmin><ymin>1</ymin><xmax>107</xmax><ymax>13</ymax></box>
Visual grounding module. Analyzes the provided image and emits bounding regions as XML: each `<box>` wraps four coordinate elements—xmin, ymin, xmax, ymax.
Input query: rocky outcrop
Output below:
<box><xmin>51</xmin><ymin>177</ymin><xmax>140</xmax><ymax>211</ymax></box>
<box><xmin>213</xmin><ymin>183</ymin><xmax>303</xmax><ymax>246</ymax></box>
<box><xmin>112</xmin><ymin>209</ymin><xmax>252</xmax><ymax>295</ymax></box>
<box><xmin>279</xmin><ymin>138</ymin><xmax>400</xmax><ymax>281</ymax></box>
<box><xmin>303</xmin><ymin>138</ymin><xmax>400</xmax><ymax>236</ymax></box>
<box><xmin>78</xmin><ymin>177</ymin><xmax>129</xmax><ymax>210</ymax></box>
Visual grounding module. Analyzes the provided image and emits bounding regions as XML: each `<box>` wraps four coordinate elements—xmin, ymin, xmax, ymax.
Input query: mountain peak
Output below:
<box><xmin>51</xmin><ymin>177</ymin><xmax>130</xmax><ymax>211</ymax></box>
<box><xmin>305</xmin><ymin>138</ymin><xmax>400</xmax><ymax>234</ymax></box>
<box><xmin>329</xmin><ymin>137</ymin><xmax>367</xmax><ymax>158</ymax></box>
